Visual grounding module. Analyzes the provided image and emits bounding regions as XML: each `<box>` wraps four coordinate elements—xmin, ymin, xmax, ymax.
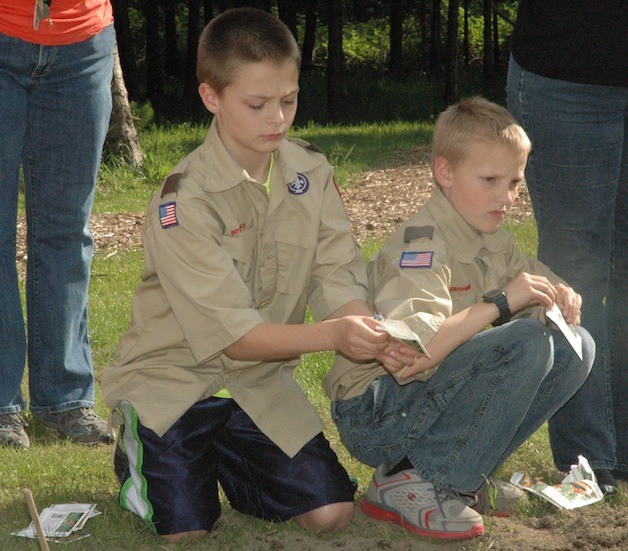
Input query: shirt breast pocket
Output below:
<box><xmin>221</xmin><ymin>229</ymin><xmax>256</xmax><ymax>282</ymax></box>
<box><xmin>275</xmin><ymin>222</ymin><xmax>317</xmax><ymax>295</ymax></box>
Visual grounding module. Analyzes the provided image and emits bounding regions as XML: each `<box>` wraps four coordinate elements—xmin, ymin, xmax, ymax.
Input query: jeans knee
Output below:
<box><xmin>505</xmin><ymin>319</ymin><xmax>552</xmax><ymax>363</ymax></box>
<box><xmin>578</xmin><ymin>326</ymin><xmax>595</xmax><ymax>362</ymax></box>
<box><xmin>574</xmin><ymin>326</ymin><xmax>596</xmax><ymax>381</ymax></box>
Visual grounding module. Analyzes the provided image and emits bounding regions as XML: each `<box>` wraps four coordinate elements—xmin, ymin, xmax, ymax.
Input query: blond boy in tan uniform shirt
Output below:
<box><xmin>325</xmin><ymin>97</ymin><xmax>595</xmax><ymax>541</ymax></box>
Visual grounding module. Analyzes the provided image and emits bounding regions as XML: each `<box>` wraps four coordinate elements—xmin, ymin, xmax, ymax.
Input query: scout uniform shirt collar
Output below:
<box><xmin>427</xmin><ymin>187</ymin><xmax>511</xmax><ymax>263</ymax></box>
<box><xmin>200</xmin><ymin>119</ymin><xmax>324</xmax><ymax>193</ymax></box>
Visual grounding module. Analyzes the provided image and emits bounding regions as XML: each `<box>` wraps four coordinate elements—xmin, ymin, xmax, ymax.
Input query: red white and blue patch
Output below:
<box><xmin>288</xmin><ymin>173</ymin><xmax>310</xmax><ymax>195</ymax></box>
<box><xmin>159</xmin><ymin>201</ymin><xmax>179</xmax><ymax>229</ymax></box>
<box><xmin>400</xmin><ymin>251</ymin><xmax>433</xmax><ymax>268</ymax></box>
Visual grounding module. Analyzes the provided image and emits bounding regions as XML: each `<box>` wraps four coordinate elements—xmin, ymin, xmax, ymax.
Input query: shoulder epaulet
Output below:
<box><xmin>404</xmin><ymin>225</ymin><xmax>434</xmax><ymax>243</ymax></box>
<box><xmin>161</xmin><ymin>172</ymin><xmax>183</xmax><ymax>197</ymax></box>
<box><xmin>305</xmin><ymin>142</ymin><xmax>325</xmax><ymax>155</ymax></box>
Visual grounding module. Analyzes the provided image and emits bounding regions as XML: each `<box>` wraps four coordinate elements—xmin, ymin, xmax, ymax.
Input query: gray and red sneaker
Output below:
<box><xmin>360</xmin><ymin>463</ymin><xmax>484</xmax><ymax>540</ymax></box>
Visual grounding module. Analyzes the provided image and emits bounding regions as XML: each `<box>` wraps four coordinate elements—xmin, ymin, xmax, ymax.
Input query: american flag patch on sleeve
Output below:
<box><xmin>400</xmin><ymin>251</ymin><xmax>433</xmax><ymax>268</ymax></box>
<box><xmin>159</xmin><ymin>201</ymin><xmax>179</xmax><ymax>229</ymax></box>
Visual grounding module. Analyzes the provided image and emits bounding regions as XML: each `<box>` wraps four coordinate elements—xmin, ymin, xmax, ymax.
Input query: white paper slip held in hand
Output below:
<box><xmin>376</xmin><ymin>318</ymin><xmax>431</xmax><ymax>358</ymax></box>
<box><xmin>545</xmin><ymin>303</ymin><xmax>583</xmax><ymax>360</ymax></box>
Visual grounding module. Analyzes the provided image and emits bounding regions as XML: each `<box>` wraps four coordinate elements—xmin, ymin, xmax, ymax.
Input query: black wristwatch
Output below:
<box><xmin>482</xmin><ymin>289</ymin><xmax>511</xmax><ymax>326</ymax></box>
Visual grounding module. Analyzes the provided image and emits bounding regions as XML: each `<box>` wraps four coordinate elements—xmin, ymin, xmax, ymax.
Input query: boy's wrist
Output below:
<box><xmin>482</xmin><ymin>289</ymin><xmax>511</xmax><ymax>326</ymax></box>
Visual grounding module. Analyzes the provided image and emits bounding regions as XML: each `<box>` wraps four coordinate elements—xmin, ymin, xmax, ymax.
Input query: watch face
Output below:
<box><xmin>485</xmin><ymin>289</ymin><xmax>504</xmax><ymax>301</ymax></box>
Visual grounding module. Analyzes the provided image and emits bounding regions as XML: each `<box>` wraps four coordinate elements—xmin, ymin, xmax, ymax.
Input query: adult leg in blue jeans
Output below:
<box><xmin>610</xmin><ymin>176</ymin><xmax>628</xmax><ymax>478</ymax></box>
<box><xmin>0</xmin><ymin>26</ymin><xmax>116</xmax><ymax>446</ymax></box>
<box><xmin>506</xmin><ymin>57</ymin><xmax>627</xmax><ymax>478</ymax></box>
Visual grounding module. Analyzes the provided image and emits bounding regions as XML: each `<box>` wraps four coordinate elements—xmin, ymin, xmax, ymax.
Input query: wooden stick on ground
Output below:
<box><xmin>21</xmin><ymin>488</ymin><xmax>51</xmax><ymax>551</ymax></box>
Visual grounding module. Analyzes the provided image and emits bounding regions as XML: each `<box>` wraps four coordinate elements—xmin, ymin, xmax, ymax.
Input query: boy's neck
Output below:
<box><xmin>243</xmin><ymin>152</ymin><xmax>274</xmax><ymax>184</ymax></box>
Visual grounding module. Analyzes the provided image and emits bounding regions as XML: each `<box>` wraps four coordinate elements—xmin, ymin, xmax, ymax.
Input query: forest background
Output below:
<box><xmin>109</xmin><ymin>0</ymin><xmax>516</xmax><ymax>132</ymax></box>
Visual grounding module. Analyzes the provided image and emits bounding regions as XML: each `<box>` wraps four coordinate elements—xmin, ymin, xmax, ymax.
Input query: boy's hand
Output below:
<box><xmin>377</xmin><ymin>340</ymin><xmax>420</xmax><ymax>375</ymax></box>
<box><xmin>555</xmin><ymin>284</ymin><xmax>582</xmax><ymax>325</ymax></box>
<box><xmin>504</xmin><ymin>272</ymin><xmax>557</xmax><ymax>313</ymax></box>
<box><xmin>331</xmin><ymin>316</ymin><xmax>419</xmax><ymax>368</ymax></box>
<box><xmin>331</xmin><ymin>316</ymin><xmax>392</xmax><ymax>360</ymax></box>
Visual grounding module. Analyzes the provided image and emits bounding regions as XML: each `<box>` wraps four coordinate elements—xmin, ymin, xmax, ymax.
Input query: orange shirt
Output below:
<box><xmin>0</xmin><ymin>1</ymin><xmax>113</xmax><ymax>46</ymax></box>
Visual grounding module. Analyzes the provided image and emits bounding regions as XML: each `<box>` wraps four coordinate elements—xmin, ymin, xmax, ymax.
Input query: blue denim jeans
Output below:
<box><xmin>332</xmin><ymin>320</ymin><xmax>594</xmax><ymax>494</ymax></box>
<box><xmin>0</xmin><ymin>26</ymin><xmax>115</xmax><ymax>414</ymax></box>
<box><xmin>506</xmin><ymin>57</ymin><xmax>628</xmax><ymax>473</ymax></box>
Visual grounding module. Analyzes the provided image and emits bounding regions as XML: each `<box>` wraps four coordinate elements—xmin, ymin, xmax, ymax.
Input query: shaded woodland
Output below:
<box><xmin>110</xmin><ymin>0</ymin><xmax>518</xmax><ymax>123</ymax></box>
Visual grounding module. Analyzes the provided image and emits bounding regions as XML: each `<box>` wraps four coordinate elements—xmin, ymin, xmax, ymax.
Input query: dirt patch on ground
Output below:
<box><xmin>14</xmin><ymin>149</ymin><xmax>626</xmax><ymax>550</ymax></box>
<box><xmin>15</xmin><ymin>147</ymin><xmax>534</xmax><ymax>266</ymax></box>
<box><xmin>213</xmin><ymin>499</ymin><xmax>628</xmax><ymax>550</ymax></box>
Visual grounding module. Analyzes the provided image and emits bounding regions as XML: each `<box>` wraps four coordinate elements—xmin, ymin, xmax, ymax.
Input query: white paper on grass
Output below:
<box><xmin>12</xmin><ymin>503</ymin><xmax>100</xmax><ymax>539</ymax></box>
<box><xmin>510</xmin><ymin>455</ymin><xmax>603</xmax><ymax>510</ymax></box>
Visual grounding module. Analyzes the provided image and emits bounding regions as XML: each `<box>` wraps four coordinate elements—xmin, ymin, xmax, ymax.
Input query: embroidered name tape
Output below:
<box><xmin>159</xmin><ymin>201</ymin><xmax>179</xmax><ymax>228</ymax></box>
<box><xmin>400</xmin><ymin>251</ymin><xmax>433</xmax><ymax>268</ymax></box>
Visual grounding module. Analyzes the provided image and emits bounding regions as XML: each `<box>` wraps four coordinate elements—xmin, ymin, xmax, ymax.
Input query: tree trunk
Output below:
<box><xmin>483</xmin><ymin>0</ymin><xmax>495</xmax><ymax>80</ymax></box>
<box><xmin>110</xmin><ymin>0</ymin><xmax>140</xmax><ymax>99</ymax></box>
<box><xmin>233</xmin><ymin>0</ymin><xmax>270</xmax><ymax>9</ymax></box>
<box><xmin>184</xmin><ymin>0</ymin><xmax>201</xmax><ymax>107</ymax></box>
<box><xmin>301</xmin><ymin>0</ymin><xmax>318</xmax><ymax>71</ymax></box>
<box><xmin>144</xmin><ymin>0</ymin><xmax>163</xmax><ymax>105</ymax></box>
<box><xmin>463</xmin><ymin>0</ymin><xmax>470</xmax><ymax>67</ymax></box>
<box><xmin>389</xmin><ymin>0</ymin><xmax>404</xmax><ymax>76</ymax></box>
<box><xmin>492</xmin><ymin>5</ymin><xmax>501</xmax><ymax>72</ymax></box>
<box><xmin>107</xmin><ymin>43</ymin><xmax>144</xmax><ymax>167</ymax></box>
<box><xmin>417</xmin><ymin>0</ymin><xmax>428</xmax><ymax>72</ymax></box>
<box><xmin>278</xmin><ymin>0</ymin><xmax>298</xmax><ymax>40</ymax></box>
<box><xmin>203</xmin><ymin>0</ymin><xmax>214</xmax><ymax>24</ymax></box>
<box><xmin>445</xmin><ymin>0</ymin><xmax>460</xmax><ymax>105</ymax></box>
<box><xmin>327</xmin><ymin>0</ymin><xmax>345</xmax><ymax>122</ymax></box>
<box><xmin>428</xmin><ymin>0</ymin><xmax>441</xmax><ymax>76</ymax></box>
<box><xmin>163</xmin><ymin>0</ymin><xmax>178</xmax><ymax>76</ymax></box>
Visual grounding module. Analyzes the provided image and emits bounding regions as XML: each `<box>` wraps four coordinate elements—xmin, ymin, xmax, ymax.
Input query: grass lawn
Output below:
<box><xmin>1</xmin><ymin>121</ymin><xmax>620</xmax><ymax>550</ymax></box>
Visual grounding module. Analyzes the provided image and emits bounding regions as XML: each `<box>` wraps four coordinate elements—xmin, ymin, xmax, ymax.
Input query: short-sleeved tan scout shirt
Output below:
<box><xmin>324</xmin><ymin>187</ymin><xmax>565</xmax><ymax>402</ymax></box>
<box><xmin>103</xmin><ymin>121</ymin><xmax>368</xmax><ymax>458</ymax></box>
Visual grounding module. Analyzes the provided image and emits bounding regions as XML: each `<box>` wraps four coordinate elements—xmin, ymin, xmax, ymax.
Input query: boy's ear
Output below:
<box><xmin>198</xmin><ymin>82</ymin><xmax>219</xmax><ymax>114</ymax></box>
<box><xmin>433</xmin><ymin>156</ymin><xmax>454</xmax><ymax>189</ymax></box>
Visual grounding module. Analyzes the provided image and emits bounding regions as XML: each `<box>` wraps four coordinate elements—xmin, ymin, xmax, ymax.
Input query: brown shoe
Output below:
<box><xmin>38</xmin><ymin>408</ymin><xmax>114</xmax><ymax>445</ymax></box>
<box><xmin>0</xmin><ymin>412</ymin><xmax>31</xmax><ymax>448</ymax></box>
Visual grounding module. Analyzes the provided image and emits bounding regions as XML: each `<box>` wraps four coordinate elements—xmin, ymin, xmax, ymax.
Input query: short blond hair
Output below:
<box><xmin>431</xmin><ymin>96</ymin><xmax>531</xmax><ymax>172</ymax></box>
<box><xmin>196</xmin><ymin>8</ymin><xmax>301</xmax><ymax>96</ymax></box>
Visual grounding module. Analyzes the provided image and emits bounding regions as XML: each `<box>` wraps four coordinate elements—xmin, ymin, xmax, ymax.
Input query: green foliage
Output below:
<box><xmin>341</xmin><ymin>19</ymin><xmax>391</xmax><ymax>67</ymax></box>
<box><xmin>457</xmin><ymin>4</ymin><xmax>518</xmax><ymax>66</ymax></box>
<box><xmin>360</xmin><ymin>238</ymin><xmax>386</xmax><ymax>263</ymax></box>
<box><xmin>297</xmin><ymin>68</ymin><xmax>449</xmax><ymax>125</ymax></box>
<box><xmin>504</xmin><ymin>218</ymin><xmax>539</xmax><ymax>258</ymax></box>
<box><xmin>306</xmin><ymin>9</ymin><xmax>517</xmax><ymax>74</ymax></box>
<box><xmin>292</xmin><ymin>120</ymin><xmax>432</xmax><ymax>185</ymax></box>
<box><xmin>129</xmin><ymin>100</ymin><xmax>154</xmax><ymax>129</ymax></box>
<box><xmin>98</xmin><ymin>122</ymin><xmax>208</xmax><ymax>212</ymax></box>
<box><xmin>89</xmin><ymin>249</ymin><xmax>143</xmax><ymax>367</ymax></box>
<box><xmin>97</xmin><ymin>119</ymin><xmax>432</xmax><ymax>207</ymax></box>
